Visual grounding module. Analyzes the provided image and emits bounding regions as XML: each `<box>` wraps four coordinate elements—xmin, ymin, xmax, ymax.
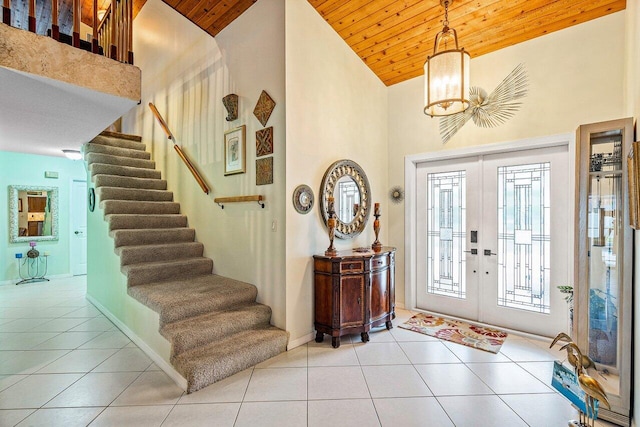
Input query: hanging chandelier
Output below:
<box><xmin>424</xmin><ymin>0</ymin><xmax>470</xmax><ymax>117</ymax></box>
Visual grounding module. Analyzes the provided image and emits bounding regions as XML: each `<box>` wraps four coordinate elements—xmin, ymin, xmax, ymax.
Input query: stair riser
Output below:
<box><xmin>117</xmin><ymin>243</ymin><xmax>204</xmax><ymax>266</ymax></box>
<box><xmin>90</xmin><ymin>164</ymin><xmax>161</xmax><ymax>180</ymax></box>
<box><xmin>101</xmin><ymin>201</ymin><xmax>180</xmax><ymax>215</ymax></box>
<box><xmin>98</xmin><ymin>187</ymin><xmax>173</xmax><ymax>202</ymax></box>
<box><xmin>107</xmin><ymin>215</ymin><xmax>188</xmax><ymax>231</ymax></box>
<box><xmin>112</xmin><ymin>229</ymin><xmax>195</xmax><ymax>247</ymax></box>
<box><xmin>125</xmin><ymin>260</ymin><xmax>213</xmax><ymax>287</ymax></box>
<box><xmin>158</xmin><ymin>291</ymin><xmax>259</xmax><ymax>325</ymax></box>
<box><xmin>94</xmin><ymin>175</ymin><xmax>167</xmax><ymax>190</ymax></box>
<box><xmin>85</xmin><ymin>143</ymin><xmax>151</xmax><ymax>160</ymax></box>
<box><xmin>86</xmin><ymin>152</ymin><xmax>155</xmax><ymax>169</ymax></box>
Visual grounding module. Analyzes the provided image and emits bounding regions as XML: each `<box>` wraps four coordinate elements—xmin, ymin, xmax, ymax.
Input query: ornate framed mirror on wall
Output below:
<box><xmin>9</xmin><ymin>185</ymin><xmax>59</xmax><ymax>243</ymax></box>
<box><xmin>319</xmin><ymin>159</ymin><xmax>371</xmax><ymax>239</ymax></box>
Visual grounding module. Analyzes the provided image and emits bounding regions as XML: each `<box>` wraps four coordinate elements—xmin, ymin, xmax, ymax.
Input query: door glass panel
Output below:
<box><xmin>497</xmin><ymin>163</ymin><xmax>551</xmax><ymax>313</ymax></box>
<box><xmin>588</xmin><ymin>134</ymin><xmax>622</xmax><ymax>369</ymax></box>
<box><xmin>426</xmin><ymin>170</ymin><xmax>466</xmax><ymax>298</ymax></box>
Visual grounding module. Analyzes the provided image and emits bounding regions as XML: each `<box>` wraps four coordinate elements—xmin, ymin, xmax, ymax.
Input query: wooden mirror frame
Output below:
<box><xmin>9</xmin><ymin>185</ymin><xmax>59</xmax><ymax>243</ymax></box>
<box><xmin>319</xmin><ymin>159</ymin><xmax>371</xmax><ymax>239</ymax></box>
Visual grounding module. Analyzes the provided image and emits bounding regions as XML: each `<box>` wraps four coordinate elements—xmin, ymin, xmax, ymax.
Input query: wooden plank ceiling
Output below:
<box><xmin>9</xmin><ymin>0</ymin><xmax>625</xmax><ymax>86</ymax></box>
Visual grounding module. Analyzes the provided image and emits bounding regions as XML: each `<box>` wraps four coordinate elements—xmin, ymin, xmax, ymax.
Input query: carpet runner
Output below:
<box><xmin>85</xmin><ymin>131</ymin><xmax>288</xmax><ymax>393</ymax></box>
<box><xmin>399</xmin><ymin>313</ymin><xmax>507</xmax><ymax>353</ymax></box>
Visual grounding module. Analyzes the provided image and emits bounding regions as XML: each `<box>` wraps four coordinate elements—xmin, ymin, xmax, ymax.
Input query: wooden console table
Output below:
<box><xmin>313</xmin><ymin>247</ymin><xmax>395</xmax><ymax>348</ymax></box>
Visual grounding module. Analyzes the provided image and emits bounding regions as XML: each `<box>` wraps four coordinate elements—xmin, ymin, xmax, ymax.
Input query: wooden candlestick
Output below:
<box><xmin>325</xmin><ymin>197</ymin><xmax>337</xmax><ymax>256</ymax></box>
<box><xmin>372</xmin><ymin>203</ymin><xmax>382</xmax><ymax>252</ymax></box>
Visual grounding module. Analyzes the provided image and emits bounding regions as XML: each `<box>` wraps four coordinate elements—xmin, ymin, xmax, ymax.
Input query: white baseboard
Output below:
<box><xmin>86</xmin><ymin>294</ymin><xmax>188</xmax><ymax>391</ymax></box>
<box><xmin>287</xmin><ymin>332</ymin><xmax>314</xmax><ymax>350</ymax></box>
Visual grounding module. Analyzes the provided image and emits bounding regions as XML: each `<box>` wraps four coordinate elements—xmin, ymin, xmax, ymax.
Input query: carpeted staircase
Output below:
<box><xmin>84</xmin><ymin>131</ymin><xmax>288</xmax><ymax>393</ymax></box>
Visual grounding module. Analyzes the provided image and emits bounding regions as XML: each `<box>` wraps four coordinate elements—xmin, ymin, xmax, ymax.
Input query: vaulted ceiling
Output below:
<box><xmin>9</xmin><ymin>0</ymin><xmax>626</xmax><ymax>86</ymax></box>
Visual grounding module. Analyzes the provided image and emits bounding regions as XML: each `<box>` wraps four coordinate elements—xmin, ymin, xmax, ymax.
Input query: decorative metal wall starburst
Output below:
<box><xmin>439</xmin><ymin>63</ymin><xmax>529</xmax><ymax>144</ymax></box>
<box><xmin>389</xmin><ymin>186</ymin><xmax>404</xmax><ymax>204</ymax></box>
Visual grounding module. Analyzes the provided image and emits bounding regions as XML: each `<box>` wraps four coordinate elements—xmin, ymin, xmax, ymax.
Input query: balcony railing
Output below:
<box><xmin>2</xmin><ymin>0</ymin><xmax>133</xmax><ymax>65</ymax></box>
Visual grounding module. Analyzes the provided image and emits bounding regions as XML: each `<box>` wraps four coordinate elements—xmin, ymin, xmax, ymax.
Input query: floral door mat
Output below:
<box><xmin>399</xmin><ymin>313</ymin><xmax>508</xmax><ymax>354</ymax></box>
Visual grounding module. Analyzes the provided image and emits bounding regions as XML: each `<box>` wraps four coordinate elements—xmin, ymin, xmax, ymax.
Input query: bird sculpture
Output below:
<box><xmin>439</xmin><ymin>63</ymin><xmax>529</xmax><ymax>144</ymax></box>
<box><xmin>560</xmin><ymin>342</ymin><xmax>596</xmax><ymax>371</ymax></box>
<box><xmin>578</xmin><ymin>372</ymin><xmax>611</xmax><ymax>427</ymax></box>
<box><xmin>550</xmin><ymin>332</ymin><xmax>573</xmax><ymax>349</ymax></box>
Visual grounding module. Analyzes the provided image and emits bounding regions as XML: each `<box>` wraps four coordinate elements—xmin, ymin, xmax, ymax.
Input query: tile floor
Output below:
<box><xmin>0</xmin><ymin>276</ymin><xmax>617</xmax><ymax>426</ymax></box>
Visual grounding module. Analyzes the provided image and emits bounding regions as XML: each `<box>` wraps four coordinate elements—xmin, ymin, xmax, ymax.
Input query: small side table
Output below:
<box><xmin>16</xmin><ymin>254</ymin><xmax>49</xmax><ymax>285</ymax></box>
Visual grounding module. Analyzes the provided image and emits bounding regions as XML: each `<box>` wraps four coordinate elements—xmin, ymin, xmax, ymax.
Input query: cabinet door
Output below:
<box><xmin>340</xmin><ymin>276</ymin><xmax>365</xmax><ymax>327</ymax></box>
<box><xmin>370</xmin><ymin>267</ymin><xmax>389</xmax><ymax>321</ymax></box>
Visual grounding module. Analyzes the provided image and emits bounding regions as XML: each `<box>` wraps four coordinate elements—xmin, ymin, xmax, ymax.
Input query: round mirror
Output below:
<box><xmin>320</xmin><ymin>159</ymin><xmax>371</xmax><ymax>239</ymax></box>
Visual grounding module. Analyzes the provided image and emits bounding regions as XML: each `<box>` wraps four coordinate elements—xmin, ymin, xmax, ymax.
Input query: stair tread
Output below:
<box><xmin>85</xmin><ymin>143</ymin><xmax>151</xmax><ymax>160</ymax></box>
<box><xmin>93</xmin><ymin>174</ymin><xmax>167</xmax><ymax>190</ymax></box>
<box><xmin>127</xmin><ymin>274</ymin><xmax>258</xmax><ymax>324</ymax></box>
<box><xmin>116</xmin><ymin>241</ymin><xmax>203</xmax><ymax>254</ymax></box>
<box><xmin>100</xmin><ymin>130</ymin><xmax>143</xmax><ymax>142</ymax></box>
<box><xmin>173</xmin><ymin>326</ymin><xmax>288</xmax><ymax>393</ymax></box>
<box><xmin>86</xmin><ymin>152</ymin><xmax>155</xmax><ymax>167</ymax></box>
<box><xmin>122</xmin><ymin>257</ymin><xmax>212</xmax><ymax>272</ymax></box>
<box><xmin>90</xmin><ymin>163</ymin><xmax>161</xmax><ymax>179</ymax></box>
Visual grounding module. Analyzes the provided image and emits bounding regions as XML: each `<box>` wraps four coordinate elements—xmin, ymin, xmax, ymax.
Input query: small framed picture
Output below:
<box><xmin>224</xmin><ymin>125</ymin><xmax>246</xmax><ymax>175</ymax></box>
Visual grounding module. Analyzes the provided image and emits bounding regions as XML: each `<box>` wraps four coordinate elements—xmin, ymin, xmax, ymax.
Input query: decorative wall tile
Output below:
<box><xmin>222</xmin><ymin>94</ymin><xmax>238</xmax><ymax>121</ymax></box>
<box><xmin>256</xmin><ymin>157</ymin><xmax>273</xmax><ymax>186</ymax></box>
<box><xmin>253</xmin><ymin>90</ymin><xmax>276</xmax><ymax>127</ymax></box>
<box><xmin>256</xmin><ymin>127</ymin><xmax>274</xmax><ymax>157</ymax></box>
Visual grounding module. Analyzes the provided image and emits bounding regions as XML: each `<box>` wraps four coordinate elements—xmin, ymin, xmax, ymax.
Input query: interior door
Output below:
<box><xmin>416</xmin><ymin>145</ymin><xmax>570</xmax><ymax>337</ymax></box>
<box><xmin>416</xmin><ymin>156</ymin><xmax>481</xmax><ymax>320</ymax></box>
<box><xmin>71</xmin><ymin>180</ymin><xmax>87</xmax><ymax>276</ymax></box>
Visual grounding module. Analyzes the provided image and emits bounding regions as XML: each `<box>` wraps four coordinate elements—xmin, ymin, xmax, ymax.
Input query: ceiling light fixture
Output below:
<box><xmin>424</xmin><ymin>0</ymin><xmax>470</xmax><ymax>117</ymax></box>
<box><xmin>62</xmin><ymin>149</ymin><xmax>82</xmax><ymax>160</ymax></box>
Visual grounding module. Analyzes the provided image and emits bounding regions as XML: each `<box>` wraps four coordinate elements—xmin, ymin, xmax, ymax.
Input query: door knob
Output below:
<box><xmin>74</xmin><ymin>231</ymin><xmax>81</xmax><ymax>235</ymax></box>
<box><xmin>464</xmin><ymin>249</ymin><xmax>478</xmax><ymax>255</ymax></box>
<box><xmin>484</xmin><ymin>249</ymin><xmax>496</xmax><ymax>256</ymax></box>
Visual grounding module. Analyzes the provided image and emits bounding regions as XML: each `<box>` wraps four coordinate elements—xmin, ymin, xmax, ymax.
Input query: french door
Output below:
<box><xmin>416</xmin><ymin>145</ymin><xmax>570</xmax><ymax>337</ymax></box>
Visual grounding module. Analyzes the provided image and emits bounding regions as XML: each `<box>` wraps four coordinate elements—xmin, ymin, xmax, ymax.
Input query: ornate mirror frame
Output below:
<box><xmin>9</xmin><ymin>185</ymin><xmax>59</xmax><ymax>243</ymax></box>
<box><xmin>319</xmin><ymin>159</ymin><xmax>371</xmax><ymax>239</ymax></box>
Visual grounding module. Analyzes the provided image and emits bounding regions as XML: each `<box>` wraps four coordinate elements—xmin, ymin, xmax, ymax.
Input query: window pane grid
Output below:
<box><xmin>497</xmin><ymin>163</ymin><xmax>551</xmax><ymax>313</ymax></box>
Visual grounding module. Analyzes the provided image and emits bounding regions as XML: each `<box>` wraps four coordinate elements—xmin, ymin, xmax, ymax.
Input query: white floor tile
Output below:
<box><xmin>0</xmin><ymin>374</ymin><xmax>83</xmax><ymax>409</ymax></box>
<box><xmin>0</xmin><ymin>318</ymin><xmax>53</xmax><ymax>333</ymax></box>
<box><xmin>399</xmin><ymin>341</ymin><xmax>462</xmax><ymax>364</ymax></box>
<box><xmin>0</xmin><ymin>409</ymin><xmax>34</xmax><ymax>426</ymax></box>
<box><xmin>178</xmin><ymin>368</ymin><xmax>252</xmax><ymax>404</ymax></box>
<box><xmin>517</xmin><ymin>361</ymin><xmax>555</xmax><ymax>385</ymax></box>
<box><xmin>88</xmin><ymin>405</ymin><xmax>172</xmax><ymax>427</ymax></box>
<box><xmin>307</xmin><ymin>343</ymin><xmax>359</xmax><ymax>367</ymax></box>
<box><xmin>0</xmin><ymin>350</ymin><xmax>68</xmax><ymax>374</ymax></box>
<box><xmin>32</xmin><ymin>331</ymin><xmax>103</xmax><ymax>350</ymax></box>
<box><xmin>362</xmin><ymin>365</ymin><xmax>432</xmax><ymax>398</ymax></box>
<box><xmin>44</xmin><ymin>372</ymin><xmax>140</xmax><ymax>407</ymax></box>
<box><xmin>92</xmin><ymin>347</ymin><xmax>152</xmax><ymax>372</ymax></box>
<box><xmin>308</xmin><ymin>366</ymin><xmax>370</xmax><ymax>400</ymax></box>
<box><xmin>27</xmin><ymin>318</ymin><xmax>89</xmax><ymax>332</ymax></box>
<box><xmin>162</xmin><ymin>403</ymin><xmax>240</xmax><ymax>427</ymax></box>
<box><xmin>499</xmin><ymin>338</ymin><xmax>558</xmax><ymax>362</ymax></box>
<box><xmin>0</xmin><ymin>374</ymin><xmax>27</xmax><ymax>392</ymax></box>
<box><xmin>443</xmin><ymin>341</ymin><xmax>512</xmax><ymax>363</ymax></box>
<box><xmin>16</xmin><ymin>407</ymin><xmax>104</xmax><ymax>427</ymax></box>
<box><xmin>308</xmin><ymin>399</ymin><xmax>380</xmax><ymax>427</ymax></box>
<box><xmin>69</xmin><ymin>317</ymin><xmax>115</xmax><ymax>332</ymax></box>
<box><xmin>255</xmin><ymin>346</ymin><xmax>307</xmax><ymax>368</ymax></box>
<box><xmin>36</xmin><ymin>349</ymin><xmax>117</xmax><ymax>373</ymax></box>
<box><xmin>111</xmin><ymin>371</ymin><xmax>184</xmax><ymax>406</ymax></box>
<box><xmin>355</xmin><ymin>342</ymin><xmax>411</xmax><ymax>365</ymax></box>
<box><xmin>234</xmin><ymin>401</ymin><xmax>307</xmax><ymax>427</ymax></box>
<box><xmin>374</xmin><ymin>397</ymin><xmax>455</xmax><ymax>427</ymax></box>
<box><xmin>414</xmin><ymin>363</ymin><xmax>493</xmax><ymax>396</ymax></box>
<box><xmin>466</xmin><ymin>362</ymin><xmax>553</xmax><ymax>394</ymax></box>
<box><xmin>0</xmin><ymin>333</ymin><xmax>59</xmax><ymax>350</ymax></box>
<box><xmin>78</xmin><ymin>330</ymin><xmax>131</xmax><ymax>349</ymax></box>
<box><xmin>61</xmin><ymin>305</ymin><xmax>102</xmax><ymax>318</ymax></box>
<box><xmin>243</xmin><ymin>368</ymin><xmax>306</xmax><ymax>402</ymax></box>
<box><xmin>0</xmin><ymin>351</ymin><xmax>21</xmax><ymax>364</ymax></box>
<box><xmin>501</xmin><ymin>393</ymin><xmax>579</xmax><ymax>427</ymax></box>
<box><xmin>28</xmin><ymin>307</ymin><xmax>78</xmax><ymax>318</ymax></box>
<box><xmin>390</xmin><ymin>326</ymin><xmax>439</xmax><ymax>342</ymax></box>
<box><xmin>438</xmin><ymin>395</ymin><xmax>528</xmax><ymax>427</ymax></box>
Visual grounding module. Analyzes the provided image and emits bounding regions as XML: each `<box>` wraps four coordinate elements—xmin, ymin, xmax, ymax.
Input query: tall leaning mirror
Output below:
<box><xmin>319</xmin><ymin>159</ymin><xmax>371</xmax><ymax>239</ymax></box>
<box><xmin>9</xmin><ymin>185</ymin><xmax>59</xmax><ymax>243</ymax></box>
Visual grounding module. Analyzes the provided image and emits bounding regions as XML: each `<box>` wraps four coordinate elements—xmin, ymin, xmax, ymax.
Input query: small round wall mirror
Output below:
<box><xmin>320</xmin><ymin>159</ymin><xmax>371</xmax><ymax>239</ymax></box>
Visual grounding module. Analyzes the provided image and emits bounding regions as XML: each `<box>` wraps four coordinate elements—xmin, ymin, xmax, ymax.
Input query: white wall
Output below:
<box><xmin>122</xmin><ymin>0</ymin><xmax>287</xmax><ymax>327</ymax></box>
<box><xmin>284</xmin><ymin>0</ymin><xmax>389</xmax><ymax>345</ymax></box>
<box><xmin>387</xmin><ymin>12</ymin><xmax>627</xmax><ymax>308</ymax></box>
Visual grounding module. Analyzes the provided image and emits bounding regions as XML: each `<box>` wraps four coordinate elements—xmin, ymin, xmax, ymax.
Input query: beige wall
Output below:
<box><xmin>122</xmin><ymin>0</ymin><xmax>287</xmax><ymax>328</ymax></box>
<box><xmin>284</xmin><ymin>0</ymin><xmax>389</xmax><ymax>345</ymax></box>
<box><xmin>387</xmin><ymin>11</ymin><xmax>627</xmax><ymax>307</ymax></box>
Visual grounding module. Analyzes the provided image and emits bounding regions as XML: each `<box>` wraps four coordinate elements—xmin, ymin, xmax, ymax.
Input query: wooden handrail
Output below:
<box><xmin>28</xmin><ymin>0</ymin><xmax>35</xmax><ymax>32</ymax></box>
<box><xmin>2</xmin><ymin>0</ymin><xmax>10</xmax><ymax>25</ymax></box>
<box><xmin>51</xmin><ymin>0</ymin><xmax>59</xmax><ymax>40</ymax></box>
<box><xmin>214</xmin><ymin>195</ymin><xmax>265</xmax><ymax>209</ymax></box>
<box><xmin>148</xmin><ymin>102</ymin><xmax>210</xmax><ymax>195</ymax></box>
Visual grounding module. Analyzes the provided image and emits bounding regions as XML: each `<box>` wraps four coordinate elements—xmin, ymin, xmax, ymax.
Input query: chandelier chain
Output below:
<box><xmin>443</xmin><ymin>0</ymin><xmax>449</xmax><ymax>27</ymax></box>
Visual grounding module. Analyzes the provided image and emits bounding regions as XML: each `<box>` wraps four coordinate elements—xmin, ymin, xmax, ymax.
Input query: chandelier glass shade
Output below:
<box><xmin>424</xmin><ymin>0</ymin><xmax>470</xmax><ymax>117</ymax></box>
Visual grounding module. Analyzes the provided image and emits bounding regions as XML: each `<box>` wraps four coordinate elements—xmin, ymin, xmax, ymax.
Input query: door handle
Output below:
<box><xmin>74</xmin><ymin>231</ymin><xmax>80</xmax><ymax>235</ymax></box>
<box><xmin>484</xmin><ymin>249</ymin><xmax>496</xmax><ymax>256</ymax></box>
<box><xmin>464</xmin><ymin>249</ymin><xmax>478</xmax><ymax>255</ymax></box>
